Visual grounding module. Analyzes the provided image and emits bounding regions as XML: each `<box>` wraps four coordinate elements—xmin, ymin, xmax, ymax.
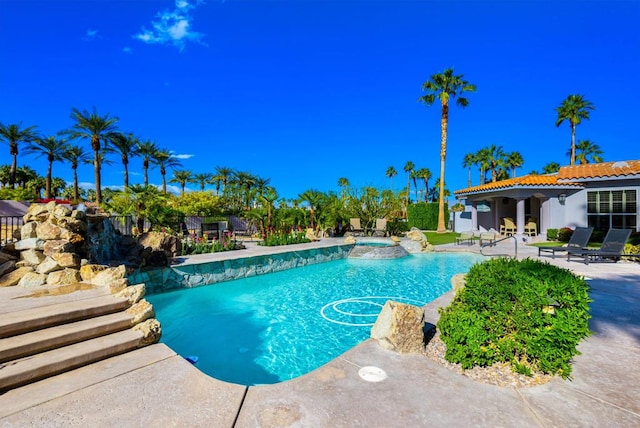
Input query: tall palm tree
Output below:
<box><xmin>297</xmin><ymin>189</ymin><xmax>324</xmax><ymax>229</ymax></box>
<box><xmin>152</xmin><ymin>148</ymin><xmax>183</xmax><ymax>194</ymax></box>
<box><xmin>0</xmin><ymin>122</ymin><xmax>38</xmax><ymax>188</ymax></box>
<box><xmin>416</xmin><ymin>168</ymin><xmax>432</xmax><ymax>202</ymax></box>
<box><xmin>487</xmin><ymin>144</ymin><xmax>506</xmax><ymax>183</ymax></box>
<box><xmin>215</xmin><ymin>166</ymin><xmax>234</xmax><ymax>195</ymax></box>
<box><xmin>64</xmin><ymin>107</ymin><xmax>119</xmax><ymax>204</ymax></box>
<box><xmin>24</xmin><ymin>135</ymin><xmax>67</xmax><ymax>199</ymax></box>
<box><xmin>337</xmin><ymin>177</ymin><xmax>350</xmax><ymax>200</ymax></box>
<box><xmin>574</xmin><ymin>140</ymin><xmax>603</xmax><ymax>164</ymax></box>
<box><xmin>505</xmin><ymin>151</ymin><xmax>524</xmax><ymax>178</ymax></box>
<box><xmin>541</xmin><ymin>162</ymin><xmax>561</xmax><ymax>174</ymax></box>
<box><xmin>169</xmin><ymin>169</ymin><xmax>193</xmax><ymax>195</ymax></box>
<box><xmin>419</xmin><ymin>68</ymin><xmax>475</xmax><ymax>232</ymax></box>
<box><xmin>192</xmin><ymin>172</ymin><xmax>213</xmax><ymax>191</ymax></box>
<box><xmin>410</xmin><ymin>170</ymin><xmax>419</xmax><ymax>202</ymax></box>
<box><xmin>385</xmin><ymin>166</ymin><xmax>397</xmax><ymax>190</ymax></box>
<box><xmin>475</xmin><ymin>147</ymin><xmax>492</xmax><ymax>184</ymax></box>
<box><xmin>403</xmin><ymin>161</ymin><xmax>415</xmax><ymax>204</ymax></box>
<box><xmin>62</xmin><ymin>144</ymin><xmax>91</xmax><ymax>201</ymax></box>
<box><xmin>555</xmin><ymin>94</ymin><xmax>595</xmax><ymax>166</ymax></box>
<box><xmin>110</xmin><ymin>132</ymin><xmax>139</xmax><ymax>188</ymax></box>
<box><xmin>136</xmin><ymin>140</ymin><xmax>158</xmax><ymax>187</ymax></box>
<box><xmin>462</xmin><ymin>152</ymin><xmax>476</xmax><ymax>187</ymax></box>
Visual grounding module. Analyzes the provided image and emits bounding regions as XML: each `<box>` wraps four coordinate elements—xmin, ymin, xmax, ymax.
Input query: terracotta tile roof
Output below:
<box><xmin>557</xmin><ymin>160</ymin><xmax>640</xmax><ymax>180</ymax></box>
<box><xmin>455</xmin><ymin>160</ymin><xmax>640</xmax><ymax>195</ymax></box>
<box><xmin>454</xmin><ymin>174</ymin><xmax>572</xmax><ymax>195</ymax></box>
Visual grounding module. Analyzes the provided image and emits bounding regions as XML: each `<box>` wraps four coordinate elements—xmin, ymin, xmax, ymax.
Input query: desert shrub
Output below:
<box><xmin>437</xmin><ymin>258</ymin><xmax>591</xmax><ymax>378</ymax></box>
<box><xmin>386</xmin><ymin>218</ymin><xmax>410</xmax><ymax>236</ymax></box>
<box><xmin>259</xmin><ymin>230</ymin><xmax>310</xmax><ymax>246</ymax></box>
<box><xmin>558</xmin><ymin>227</ymin><xmax>574</xmax><ymax>242</ymax></box>
<box><xmin>546</xmin><ymin>228</ymin><xmax>558</xmax><ymax>241</ymax></box>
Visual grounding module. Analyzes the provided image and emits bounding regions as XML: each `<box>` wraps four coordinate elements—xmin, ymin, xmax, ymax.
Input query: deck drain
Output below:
<box><xmin>358</xmin><ymin>366</ymin><xmax>387</xmax><ymax>382</ymax></box>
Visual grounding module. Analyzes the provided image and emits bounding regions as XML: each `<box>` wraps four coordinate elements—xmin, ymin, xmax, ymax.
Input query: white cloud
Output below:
<box><xmin>172</xmin><ymin>153</ymin><xmax>194</xmax><ymax>160</ymax></box>
<box><xmin>133</xmin><ymin>0</ymin><xmax>206</xmax><ymax>51</ymax></box>
<box><xmin>83</xmin><ymin>29</ymin><xmax>100</xmax><ymax>41</ymax></box>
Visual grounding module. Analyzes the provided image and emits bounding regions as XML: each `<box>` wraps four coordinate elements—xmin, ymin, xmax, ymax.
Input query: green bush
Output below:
<box><xmin>437</xmin><ymin>258</ymin><xmax>591</xmax><ymax>378</ymax></box>
<box><xmin>546</xmin><ymin>228</ymin><xmax>558</xmax><ymax>241</ymax></box>
<box><xmin>407</xmin><ymin>202</ymin><xmax>446</xmax><ymax>230</ymax></box>
<box><xmin>259</xmin><ymin>230</ymin><xmax>310</xmax><ymax>246</ymax></box>
<box><xmin>558</xmin><ymin>227</ymin><xmax>573</xmax><ymax>242</ymax></box>
<box><xmin>386</xmin><ymin>218</ymin><xmax>410</xmax><ymax>236</ymax></box>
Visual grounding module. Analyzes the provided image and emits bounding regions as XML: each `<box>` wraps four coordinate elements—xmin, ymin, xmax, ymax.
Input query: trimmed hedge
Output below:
<box><xmin>437</xmin><ymin>258</ymin><xmax>591</xmax><ymax>378</ymax></box>
<box><xmin>407</xmin><ymin>202</ymin><xmax>447</xmax><ymax>230</ymax></box>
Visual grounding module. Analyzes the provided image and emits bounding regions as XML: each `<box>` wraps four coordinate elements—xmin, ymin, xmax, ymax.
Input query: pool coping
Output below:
<box><xmin>1</xmin><ymin>239</ymin><xmax>639</xmax><ymax>426</ymax></box>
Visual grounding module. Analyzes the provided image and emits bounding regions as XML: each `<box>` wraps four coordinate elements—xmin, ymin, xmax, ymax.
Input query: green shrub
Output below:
<box><xmin>558</xmin><ymin>227</ymin><xmax>573</xmax><ymax>242</ymax></box>
<box><xmin>259</xmin><ymin>230</ymin><xmax>310</xmax><ymax>246</ymax></box>
<box><xmin>386</xmin><ymin>218</ymin><xmax>410</xmax><ymax>236</ymax></box>
<box><xmin>437</xmin><ymin>258</ymin><xmax>591</xmax><ymax>378</ymax></box>
<box><xmin>546</xmin><ymin>228</ymin><xmax>558</xmax><ymax>241</ymax></box>
<box><xmin>407</xmin><ymin>202</ymin><xmax>446</xmax><ymax>230</ymax></box>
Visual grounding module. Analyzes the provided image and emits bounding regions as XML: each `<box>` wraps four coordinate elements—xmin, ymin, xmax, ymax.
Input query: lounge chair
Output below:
<box><xmin>538</xmin><ymin>227</ymin><xmax>593</xmax><ymax>259</ymax></box>
<box><xmin>479</xmin><ymin>232</ymin><xmax>496</xmax><ymax>246</ymax></box>
<box><xmin>500</xmin><ymin>217</ymin><xmax>516</xmax><ymax>236</ymax></box>
<box><xmin>524</xmin><ymin>217</ymin><xmax>538</xmax><ymax>237</ymax></box>
<box><xmin>456</xmin><ymin>231</ymin><xmax>475</xmax><ymax>245</ymax></box>
<box><xmin>567</xmin><ymin>228</ymin><xmax>632</xmax><ymax>265</ymax></box>
<box><xmin>349</xmin><ymin>218</ymin><xmax>364</xmax><ymax>236</ymax></box>
<box><xmin>372</xmin><ymin>218</ymin><xmax>387</xmax><ymax>237</ymax></box>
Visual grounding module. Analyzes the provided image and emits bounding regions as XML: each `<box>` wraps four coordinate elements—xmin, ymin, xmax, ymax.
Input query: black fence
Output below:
<box><xmin>0</xmin><ymin>216</ymin><xmax>24</xmax><ymax>243</ymax></box>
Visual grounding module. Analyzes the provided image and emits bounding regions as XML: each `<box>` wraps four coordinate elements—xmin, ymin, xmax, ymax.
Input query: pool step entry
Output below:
<box><xmin>0</xmin><ymin>294</ymin><xmax>152</xmax><ymax>393</ymax></box>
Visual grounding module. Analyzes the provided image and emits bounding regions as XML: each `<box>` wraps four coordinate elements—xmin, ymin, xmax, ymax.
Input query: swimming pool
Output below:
<box><xmin>147</xmin><ymin>252</ymin><xmax>482</xmax><ymax>385</ymax></box>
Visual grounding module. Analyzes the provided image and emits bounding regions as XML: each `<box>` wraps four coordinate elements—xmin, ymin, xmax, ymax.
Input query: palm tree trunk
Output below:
<box><xmin>123</xmin><ymin>162</ymin><xmax>129</xmax><ymax>188</ymax></box>
<box><xmin>73</xmin><ymin>168</ymin><xmax>79</xmax><ymax>201</ymax></box>
<box><xmin>10</xmin><ymin>144</ymin><xmax>17</xmax><ymax>189</ymax></box>
<box><xmin>143</xmin><ymin>160</ymin><xmax>149</xmax><ymax>187</ymax></box>
<box><xmin>570</xmin><ymin>123</ymin><xmax>576</xmax><ymax>166</ymax></box>
<box><xmin>94</xmin><ymin>152</ymin><xmax>102</xmax><ymax>205</ymax></box>
<box><xmin>467</xmin><ymin>167</ymin><xmax>471</xmax><ymax>187</ymax></box>
<box><xmin>46</xmin><ymin>162</ymin><xmax>52</xmax><ymax>199</ymax></box>
<box><xmin>437</xmin><ymin>102</ymin><xmax>448</xmax><ymax>233</ymax></box>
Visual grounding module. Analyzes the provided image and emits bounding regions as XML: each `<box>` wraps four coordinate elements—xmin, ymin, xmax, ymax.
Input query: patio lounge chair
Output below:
<box><xmin>349</xmin><ymin>218</ymin><xmax>364</xmax><ymax>236</ymax></box>
<box><xmin>524</xmin><ymin>217</ymin><xmax>538</xmax><ymax>237</ymax></box>
<box><xmin>373</xmin><ymin>218</ymin><xmax>387</xmax><ymax>237</ymax></box>
<box><xmin>479</xmin><ymin>231</ymin><xmax>496</xmax><ymax>246</ymax></box>
<box><xmin>567</xmin><ymin>228</ymin><xmax>632</xmax><ymax>265</ymax></box>
<box><xmin>538</xmin><ymin>227</ymin><xmax>593</xmax><ymax>259</ymax></box>
<box><xmin>456</xmin><ymin>231</ymin><xmax>475</xmax><ymax>245</ymax></box>
<box><xmin>500</xmin><ymin>217</ymin><xmax>516</xmax><ymax>236</ymax></box>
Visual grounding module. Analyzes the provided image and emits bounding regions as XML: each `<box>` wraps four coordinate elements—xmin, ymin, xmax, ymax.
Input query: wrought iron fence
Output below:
<box><xmin>0</xmin><ymin>216</ymin><xmax>24</xmax><ymax>243</ymax></box>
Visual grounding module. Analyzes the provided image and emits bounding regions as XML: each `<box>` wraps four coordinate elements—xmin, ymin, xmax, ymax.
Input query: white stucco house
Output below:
<box><xmin>453</xmin><ymin>160</ymin><xmax>640</xmax><ymax>238</ymax></box>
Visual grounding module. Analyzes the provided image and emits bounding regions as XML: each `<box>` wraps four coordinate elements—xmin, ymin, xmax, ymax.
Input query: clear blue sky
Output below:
<box><xmin>1</xmin><ymin>0</ymin><xmax>638</xmax><ymax>200</ymax></box>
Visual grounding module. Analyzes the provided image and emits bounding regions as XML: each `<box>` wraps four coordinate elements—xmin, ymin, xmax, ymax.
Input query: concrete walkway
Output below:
<box><xmin>1</xmin><ymin>238</ymin><xmax>639</xmax><ymax>426</ymax></box>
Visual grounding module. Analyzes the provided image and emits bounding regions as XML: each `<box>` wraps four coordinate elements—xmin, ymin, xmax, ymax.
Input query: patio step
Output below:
<box><xmin>0</xmin><ymin>295</ymin><xmax>130</xmax><ymax>339</ymax></box>
<box><xmin>0</xmin><ymin>329</ymin><xmax>143</xmax><ymax>392</ymax></box>
<box><xmin>0</xmin><ymin>312</ymin><xmax>134</xmax><ymax>363</ymax></box>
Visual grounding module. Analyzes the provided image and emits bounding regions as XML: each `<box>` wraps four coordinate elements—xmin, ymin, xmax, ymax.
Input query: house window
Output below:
<box><xmin>587</xmin><ymin>190</ymin><xmax>637</xmax><ymax>231</ymax></box>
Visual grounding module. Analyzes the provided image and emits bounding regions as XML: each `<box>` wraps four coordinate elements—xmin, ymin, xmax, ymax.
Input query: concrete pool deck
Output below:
<box><xmin>1</xmin><ymin>238</ymin><xmax>639</xmax><ymax>426</ymax></box>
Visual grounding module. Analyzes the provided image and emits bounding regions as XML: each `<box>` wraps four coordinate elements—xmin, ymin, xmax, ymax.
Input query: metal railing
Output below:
<box><xmin>0</xmin><ymin>216</ymin><xmax>24</xmax><ymax>243</ymax></box>
<box><xmin>480</xmin><ymin>235</ymin><xmax>518</xmax><ymax>259</ymax></box>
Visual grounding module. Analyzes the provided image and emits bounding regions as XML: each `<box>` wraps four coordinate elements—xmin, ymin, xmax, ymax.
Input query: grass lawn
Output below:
<box><xmin>424</xmin><ymin>231</ymin><xmax>459</xmax><ymax>245</ymax></box>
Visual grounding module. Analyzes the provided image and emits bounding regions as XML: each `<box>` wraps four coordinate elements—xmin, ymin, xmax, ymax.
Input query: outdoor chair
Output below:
<box><xmin>456</xmin><ymin>231</ymin><xmax>475</xmax><ymax>245</ymax></box>
<box><xmin>538</xmin><ymin>226</ymin><xmax>593</xmax><ymax>259</ymax></box>
<box><xmin>349</xmin><ymin>218</ymin><xmax>365</xmax><ymax>236</ymax></box>
<box><xmin>567</xmin><ymin>228</ymin><xmax>632</xmax><ymax>265</ymax></box>
<box><xmin>479</xmin><ymin>232</ymin><xmax>496</xmax><ymax>246</ymax></box>
<box><xmin>373</xmin><ymin>218</ymin><xmax>387</xmax><ymax>237</ymax></box>
<box><xmin>524</xmin><ymin>217</ymin><xmax>538</xmax><ymax>237</ymax></box>
<box><xmin>500</xmin><ymin>217</ymin><xmax>516</xmax><ymax>236</ymax></box>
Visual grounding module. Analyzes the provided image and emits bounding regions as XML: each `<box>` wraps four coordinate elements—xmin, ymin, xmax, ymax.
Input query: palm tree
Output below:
<box><xmin>555</xmin><ymin>94</ymin><xmax>595</xmax><ymax>166</ymax></box>
<box><xmin>385</xmin><ymin>166</ymin><xmax>397</xmax><ymax>190</ymax></box>
<box><xmin>169</xmin><ymin>169</ymin><xmax>193</xmax><ymax>195</ymax></box>
<box><xmin>136</xmin><ymin>140</ymin><xmax>158</xmax><ymax>187</ymax></box>
<box><xmin>63</xmin><ymin>144</ymin><xmax>91</xmax><ymax>201</ymax></box>
<box><xmin>505</xmin><ymin>151</ymin><xmax>524</xmax><ymax>178</ymax></box>
<box><xmin>297</xmin><ymin>189</ymin><xmax>324</xmax><ymax>229</ymax></box>
<box><xmin>0</xmin><ymin>165</ymin><xmax>11</xmax><ymax>187</ymax></box>
<box><xmin>0</xmin><ymin>122</ymin><xmax>38</xmax><ymax>188</ymax></box>
<box><xmin>416</xmin><ymin>168</ymin><xmax>432</xmax><ymax>202</ymax></box>
<box><xmin>16</xmin><ymin>166</ymin><xmax>38</xmax><ymax>190</ymax></box>
<box><xmin>541</xmin><ymin>162</ymin><xmax>561</xmax><ymax>174</ymax></box>
<box><xmin>215</xmin><ymin>166</ymin><xmax>234</xmax><ymax>195</ymax></box>
<box><xmin>110</xmin><ymin>132</ymin><xmax>139</xmax><ymax>188</ymax></box>
<box><xmin>410</xmin><ymin>170</ymin><xmax>419</xmax><ymax>202</ymax></box>
<box><xmin>574</xmin><ymin>140</ymin><xmax>603</xmax><ymax>164</ymax></box>
<box><xmin>487</xmin><ymin>144</ymin><xmax>506</xmax><ymax>183</ymax></box>
<box><xmin>64</xmin><ymin>107</ymin><xmax>119</xmax><ymax>204</ymax></box>
<box><xmin>475</xmin><ymin>147</ymin><xmax>492</xmax><ymax>184</ymax></box>
<box><xmin>462</xmin><ymin>152</ymin><xmax>476</xmax><ymax>187</ymax></box>
<box><xmin>24</xmin><ymin>135</ymin><xmax>67</xmax><ymax>199</ymax></box>
<box><xmin>152</xmin><ymin>149</ymin><xmax>183</xmax><ymax>194</ymax></box>
<box><xmin>419</xmin><ymin>68</ymin><xmax>476</xmax><ymax>232</ymax></box>
<box><xmin>337</xmin><ymin>177</ymin><xmax>350</xmax><ymax>200</ymax></box>
<box><xmin>192</xmin><ymin>172</ymin><xmax>213</xmax><ymax>191</ymax></box>
<box><xmin>403</xmin><ymin>161</ymin><xmax>415</xmax><ymax>203</ymax></box>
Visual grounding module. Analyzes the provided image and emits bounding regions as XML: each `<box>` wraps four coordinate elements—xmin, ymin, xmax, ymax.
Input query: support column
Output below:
<box><xmin>516</xmin><ymin>198</ymin><xmax>526</xmax><ymax>236</ymax></box>
<box><xmin>539</xmin><ymin>197</ymin><xmax>549</xmax><ymax>235</ymax></box>
<box><xmin>471</xmin><ymin>202</ymin><xmax>478</xmax><ymax>231</ymax></box>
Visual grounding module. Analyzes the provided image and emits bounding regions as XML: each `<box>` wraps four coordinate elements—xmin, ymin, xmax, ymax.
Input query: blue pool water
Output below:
<box><xmin>147</xmin><ymin>252</ymin><xmax>482</xmax><ymax>385</ymax></box>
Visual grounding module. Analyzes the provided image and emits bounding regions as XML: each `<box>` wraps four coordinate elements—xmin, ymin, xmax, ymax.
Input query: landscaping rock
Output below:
<box><xmin>43</xmin><ymin>239</ymin><xmax>74</xmax><ymax>257</ymax></box>
<box><xmin>90</xmin><ymin>265</ymin><xmax>126</xmax><ymax>286</ymax></box>
<box><xmin>36</xmin><ymin>257</ymin><xmax>63</xmax><ymax>274</ymax></box>
<box><xmin>115</xmin><ymin>283</ymin><xmax>146</xmax><ymax>305</ymax></box>
<box><xmin>18</xmin><ymin>271</ymin><xmax>47</xmax><ymax>288</ymax></box>
<box><xmin>133</xmin><ymin>318</ymin><xmax>162</xmax><ymax>346</ymax></box>
<box><xmin>138</xmin><ymin>232</ymin><xmax>181</xmax><ymax>259</ymax></box>
<box><xmin>0</xmin><ymin>266</ymin><xmax>34</xmax><ymax>287</ymax></box>
<box><xmin>51</xmin><ymin>252</ymin><xmax>80</xmax><ymax>268</ymax></box>
<box><xmin>108</xmin><ymin>278</ymin><xmax>130</xmax><ymax>294</ymax></box>
<box><xmin>126</xmin><ymin>299</ymin><xmax>155</xmax><ymax>325</ymax></box>
<box><xmin>53</xmin><ymin>204</ymin><xmax>72</xmax><ymax>218</ymax></box>
<box><xmin>47</xmin><ymin>268</ymin><xmax>82</xmax><ymax>285</ymax></box>
<box><xmin>370</xmin><ymin>300</ymin><xmax>425</xmax><ymax>353</ymax></box>
<box><xmin>20</xmin><ymin>222</ymin><xmax>38</xmax><ymax>239</ymax></box>
<box><xmin>14</xmin><ymin>238</ymin><xmax>45</xmax><ymax>251</ymax></box>
<box><xmin>451</xmin><ymin>273</ymin><xmax>466</xmax><ymax>292</ymax></box>
<box><xmin>0</xmin><ymin>260</ymin><xmax>16</xmax><ymax>277</ymax></box>
<box><xmin>79</xmin><ymin>264</ymin><xmax>109</xmax><ymax>281</ymax></box>
<box><xmin>20</xmin><ymin>249</ymin><xmax>45</xmax><ymax>266</ymax></box>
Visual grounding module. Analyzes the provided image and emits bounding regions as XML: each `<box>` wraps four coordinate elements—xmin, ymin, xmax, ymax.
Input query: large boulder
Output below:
<box><xmin>133</xmin><ymin>319</ymin><xmax>162</xmax><ymax>346</ymax></box>
<box><xmin>43</xmin><ymin>239</ymin><xmax>74</xmax><ymax>257</ymax></box>
<box><xmin>20</xmin><ymin>249</ymin><xmax>46</xmax><ymax>266</ymax></box>
<box><xmin>79</xmin><ymin>264</ymin><xmax>109</xmax><ymax>281</ymax></box>
<box><xmin>18</xmin><ymin>272</ymin><xmax>47</xmax><ymax>288</ymax></box>
<box><xmin>51</xmin><ymin>252</ymin><xmax>80</xmax><ymax>269</ymax></box>
<box><xmin>126</xmin><ymin>299</ymin><xmax>155</xmax><ymax>325</ymax></box>
<box><xmin>0</xmin><ymin>266</ymin><xmax>34</xmax><ymax>287</ymax></box>
<box><xmin>90</xmin><ymin>265</ymin><xmax>126</xmax><ymax>286</ymax></box>
<box><xmin>47</xmin><ymin>268</ymin><xmax>82</xmax><ymax>285</ymax></box>
<box><xmin>0</xmin><ymin>260</ymin><xmax>16</xmax><ymax>277</ymax></box>
<box><xmin>115</xmin><ymin>283</ymin><xmax>146</xmax><ymax>305</ymax></box>
<box><xmin>451</xmin><ymin>273</ymin><xmax>466</xmax><ymax>292</ymax></box>
<box><xmin>406</xmin><ymin>227</ymin><xmax>428</xmax><ymax>243</ymax></box>
<box><xmin>20</xmin><ymin>222</ymin><xmax>38</xmax><ymax>239</ymax></box>
<box><xmin>36</xmin><ymin>257</ymin><xmax>63</xmax><ymax>274</ymax></box>
<box><xmin>14</xmin><ymin>238</ymin><xmax>45</xmax><ymax>251</ymax></box>
<box><xmin>370</xmin><ymin>300</ymin><xmax>425</xmax><ymax>353</ymax></box>
<box><xmin>138</xmin><ymin>232</ymin><xmax>181</xmax><ymax>259</ymax></box>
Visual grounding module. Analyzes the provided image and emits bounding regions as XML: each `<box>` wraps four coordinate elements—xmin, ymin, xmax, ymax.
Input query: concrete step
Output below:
<box><xmin>0</xmin><ymin>312</ymin><xmax>134</xmax><ymax>363</ymax></box>
<box><xmin>0</xmin><ymin>329</ymin><xmax>143</xmax><ymax>392</ymax></box>
<box><xmin>0</xmin><ymin>295</ymin><xmax>130</xmax><ymax>339</ymax></box>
